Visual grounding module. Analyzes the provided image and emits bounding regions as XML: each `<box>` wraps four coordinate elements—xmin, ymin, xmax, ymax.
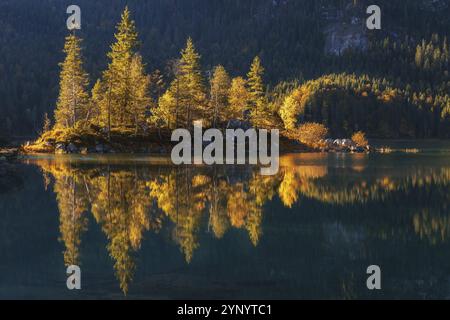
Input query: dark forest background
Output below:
<box><xmin>0</xmin><ymin>0</ymin><xmax>449</xmax><ymax>138</ymax></box>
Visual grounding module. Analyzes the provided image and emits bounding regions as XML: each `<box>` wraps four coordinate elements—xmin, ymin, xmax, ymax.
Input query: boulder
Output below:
<box><xmin>323</xmin><ymin>139</ymin><xmax>334</xmax><ymax>148</ymax></box>
<box><xmin>67</xmin><ymin>143</ymin><xmax>78</xmax><ymax>153</ymax></box>
<box><xmin>342</xmin><ymin>139</ymin><xmax>356</xmax><ymax>147</ymax></box>
<box><xmin>55</xmin><ymin>143</ymin><xmax>66</xmax><ymax>154</ymax></box>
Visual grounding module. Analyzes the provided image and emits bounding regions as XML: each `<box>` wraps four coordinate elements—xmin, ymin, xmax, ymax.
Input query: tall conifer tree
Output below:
<box><xmin>54</xmin><ymin>34</ymin><xmax>90</xmax><ymax>129</ymax></box>
<box><xmin>228</xmin><ymin>77</ymin><xmax>250</xmax><ymax>121</ymax></box>
<box><xmin>159</xmin><ymin>38</ymin><xmax>206</xmax><ymax>128</ymax></box>
<box><xmin>129</xmin><ymin>54</ymin><xmax>150</xmax><ymax>134</ymax></box>
<box><xmin>247</xmin><ymin>56</ymin><xmax>266</xmax><ymax>127</ymax></box>
<box><xmin>179</xmin><ymin>37</ymin><xmax>207</xmax><ymax>126</ymax></box>
<box><xmin>95</xmin><ymin>7</ymin><xmax>149</xmax><ymax>135</ymax></box>
<box><xmin>209</xmin><ymin>65</ymin><xmax>231</xmax><ymax>127</ymax></box>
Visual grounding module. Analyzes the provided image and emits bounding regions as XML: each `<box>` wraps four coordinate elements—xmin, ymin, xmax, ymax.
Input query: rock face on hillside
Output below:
<box><xmin>322</xmin><ymin>0</ymin><xmax>448</xmax><ymax>56</ymax></box>
<box><xmin>324</xmin><ymin>22</ymin><xmax>368</xmax><ymax>56</ymax></box>
<box><xmin>322</xmin><ymin>2</ymin><xmax>369</xmax><ymax>55</ymax></box>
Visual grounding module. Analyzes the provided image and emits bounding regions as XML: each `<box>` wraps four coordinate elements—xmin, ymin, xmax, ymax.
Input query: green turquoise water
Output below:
<box><xmin>0</xmin><ymin>142</ymin><xmax>449</xmax><ymax>299</ymax></box>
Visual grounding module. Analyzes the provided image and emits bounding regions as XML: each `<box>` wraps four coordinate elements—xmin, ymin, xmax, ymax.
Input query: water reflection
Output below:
<box><xmin>26</xmin><ymin>154</ymin><xmax>450</xmax><ymax>295</ymax></box>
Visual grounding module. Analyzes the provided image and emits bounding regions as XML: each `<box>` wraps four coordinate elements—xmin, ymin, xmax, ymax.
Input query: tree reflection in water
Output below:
<box><xmin>27</xmin><ymin>154</ymin><xmax>450</xmax><ymax>295</ymax></box>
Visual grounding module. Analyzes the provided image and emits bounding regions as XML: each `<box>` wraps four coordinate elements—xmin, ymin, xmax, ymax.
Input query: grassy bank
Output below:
<box><xmin>21</xmin><ymin>126</ymin><xmax>316</xmax><ymax>155</ymax></box>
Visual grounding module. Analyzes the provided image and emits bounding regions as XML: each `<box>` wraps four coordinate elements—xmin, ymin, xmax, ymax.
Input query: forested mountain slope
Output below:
<box><xmin>0</xmin><ymin>0</ymin><xmax>449</xmax><ymax>137</ymax></box>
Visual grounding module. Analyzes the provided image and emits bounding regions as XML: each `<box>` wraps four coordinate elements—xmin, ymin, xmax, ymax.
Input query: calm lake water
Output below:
<box><xmin>0</xmin><ymin>141</ymin><xmax>449</xmax><ymax>299</ymax></box>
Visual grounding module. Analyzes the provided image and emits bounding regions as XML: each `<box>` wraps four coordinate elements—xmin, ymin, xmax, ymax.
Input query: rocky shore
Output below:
<box><xmin>319</xmin><ymin>138</ymin><xmax>371</xmax><ymax>153</ymax></box>
<box><xmin>0</xmin><ymin>148</ymin><xmax>19</xmax><ymax>161</ymax></box>
<box><xmin>18</xmin><ymin>126</ymin><xmax>373</xmax><ymax>156</ymax></box>
<box><xmin>20</xmin><ymin>136</ymin><xmax>373</xmax><ymax>155</ymax></box>
<box><xmin>22</xmin><ymin>140</ymin><xmax>171</xmax><ymax>155</ymax></box>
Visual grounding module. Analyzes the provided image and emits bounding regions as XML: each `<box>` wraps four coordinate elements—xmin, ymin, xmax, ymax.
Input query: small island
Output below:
<box><xmin>20</xmin><ymin>7</ymin><xmax>448</xmax><ymax>156</ymax></box>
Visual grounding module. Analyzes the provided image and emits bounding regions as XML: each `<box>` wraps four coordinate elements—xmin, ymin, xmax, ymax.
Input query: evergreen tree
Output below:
<box><xmin>147</xmin><ymin>69</ymin><xmax>166</xmax><ymax>131</ymax></box>
<box><xmin>154</xmin><ymin>60</ymin><xmax>180</xmax><ymax>129</ymax></box>
<box><xmin>247</xmin><ymin>56</ymin><xmax>266</xmax><ymax>127</ymax></box>
<box><xmin>152</xmin><ymin>92</ymin><xmax>173</xmax><ymax>129</ymax></box>
<box><xmin>209</xmin><ymin>65</ymin><xmax>231</xmax><ymax>127</ymax></box>
<box><xmin>228</xmin><ymin>77</ymin><xmax>250</xmax><ymax>121</ymax></box>
<box><xmin>180</xmin><ymin>38</ymin><xmax>207</xmax><ymax>124</ymax></box>
<box><xmin>162</xmin><ymin>37</ymin><xmax>206</xmax><ymax>128</ymax></box>
<box><xmin>54</xmin><ymin>34</ymin><xmax>90</xmax><ymax>129</ymax></box>
<box><xmin>90</xmin><ymin>79</ymin><xmax>104</xmax><ymax>126</ymax></box>
<box><xmin>149</xmin><ymin>69</ymin><xmax>165</xmax><ymax>103</ymax></box>
<box><xmin>42</xmin><ymin>112</ymin><xmax>51</xmax><ymax>134</ymax></box>
<box><xmin>129</xmin><ymin>54</ymin><xmax>150</xmax><ymax>134</ymax></box>
<box><xmin>95</xmin><ymin>7</ymin><xmax>149</xmax><ymax>134</ymax></box>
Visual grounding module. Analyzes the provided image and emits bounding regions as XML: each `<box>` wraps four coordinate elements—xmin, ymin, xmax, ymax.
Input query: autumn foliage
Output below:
<box><xmin>295</xmin><ymin>122</ymin><xmax>328</xmax><ymax>147</ymax></box>
<box><xmin>351</xmin><ymin>131</ymin><xmax>369</xmax><ymax>147</ymax></box>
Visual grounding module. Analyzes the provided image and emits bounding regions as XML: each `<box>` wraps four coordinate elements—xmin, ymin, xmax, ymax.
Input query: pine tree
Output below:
<box><xmin>228</xmin><ymin>77</ymin><xmax>250</xmax><ymax>121</ymax></box>
<box><xmin>90</xmin><ymin>79</ymin><xmax>104</xmax><ymax>126</ymax></box>
<box><xmin>129</xmin><ymin>54</ymin><xmax>150</xmax><ymax>134</ymax></box>
<box><xmin>42</xmin><ymin>112</ymin><xmax>51</xmax><ymax>134</ymax></box>
<box><xmin>153</xmin><ymin>59</ymin><xmax>180</xmax><ymax>129</ymax></box>
<box><xmin>247</xmin><ymin>56</ymin><xmax>266</xmax><ymax>127</ymax></box>
<box><xmin>209</xmin><ymin>65</ymin><xmax>231</xmax><ymax>127</ymax></box>
<box><xmin>154</xmin><ymin>90</ymin><xmax>177</xmax><ymax>129</ymax></box>
<box><xmin>162</xmin><ymin>37</ymin><xmax>206</xmax><ymax>128</ymax></box>
<box><xmin>54</xmin><ymin>34</ymin><xmax>90</xmax><ymax>129</ymax></box>
<box><xmin>95</xmin><ymin>7</ymin><xmax>149</xmax><ymax>135</ymax></box>
<box><xmin>148</xmin><ymin>69</ymin><xmax>166</xmax><ymax>131</ymax></box>
<box><xmin>180</xmin><ymin>37</ymin><xmax>207</xmax><ymax>127</ymax></box>
<box><xmin>149</xmin><ymin>69</ymin><xmax>165</xmax><ymax>103</ymax></box>
<box><xmin>415</xmin><ymin>42</ymin><xmax>424</xmax><ymax>68</ymax></box>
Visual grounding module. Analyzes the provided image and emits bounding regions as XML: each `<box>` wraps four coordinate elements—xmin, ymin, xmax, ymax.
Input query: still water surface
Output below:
<box><xmin>0</xmin><ymin>142</ymin><xmax>449</xmax><ymax>299</ymax></box>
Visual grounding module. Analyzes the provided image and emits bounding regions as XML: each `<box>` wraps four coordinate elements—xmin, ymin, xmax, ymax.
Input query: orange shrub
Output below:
<box><xmin>296</xmin><ymin>122</ymin><xmax>328</xmax><ymax>147</ymax></box>
<box><xmin>352</xmin><ymin>131</ymin><xmax>368</xmax><ymax>147</ymax></box>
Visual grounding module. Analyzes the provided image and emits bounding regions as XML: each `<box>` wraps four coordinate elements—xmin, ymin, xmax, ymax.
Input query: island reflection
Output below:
<box><xmin>26</xmin><ymin>154</ymin><xmax>450</xmax><ymax>294</ymax></box>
